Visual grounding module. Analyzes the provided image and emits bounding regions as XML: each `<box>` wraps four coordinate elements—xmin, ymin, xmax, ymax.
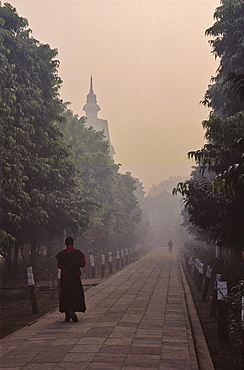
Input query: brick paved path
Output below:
<box><xmin>1</xmin><ymin>248</ymin><xmax>202</xmax><ymax>369</ymax></box>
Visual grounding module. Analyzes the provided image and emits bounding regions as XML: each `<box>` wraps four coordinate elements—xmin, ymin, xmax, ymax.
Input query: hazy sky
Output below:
<box><xmin>9</xmin><ymin>0</ymin><xmax>220</xmax><ymax>192</ymax></box>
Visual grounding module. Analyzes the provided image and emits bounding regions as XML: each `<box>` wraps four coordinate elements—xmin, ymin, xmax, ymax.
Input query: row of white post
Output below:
<box><xmin>88</xmin><ymin>246</ymin><xmax>141</xmax><ymax>278</ymax></box>
<box><xmin>25</xmin><ymin>245</ymin><xmax>141</xmax><ymax>313</ymax></box>
<box><xmin>185</xmin><ymin>251</ymin><xmax>244</xmax><ymax>366</ymax></box>
<box><xmin>185</xmin><ymin>252</ymin><xmax>234</xmax><ymax>344</ymax></box>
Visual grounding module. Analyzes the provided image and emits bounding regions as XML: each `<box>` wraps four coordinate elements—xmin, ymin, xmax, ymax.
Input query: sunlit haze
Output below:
<box><xmin>9</xmin><ymin>0</ymin><xmax>220</xmax><ymax>192</ymax></box>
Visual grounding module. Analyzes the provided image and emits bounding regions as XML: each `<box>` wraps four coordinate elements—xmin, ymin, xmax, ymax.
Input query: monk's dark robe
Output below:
<box><xmin>55</xmin><ymin>248</ymin><xmax>86</xmax><ymax>313</ymax></box>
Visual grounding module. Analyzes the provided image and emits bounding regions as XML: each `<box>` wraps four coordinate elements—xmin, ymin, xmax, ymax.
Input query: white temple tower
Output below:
<box><xmin>83</xmin><ymin>76</ymin><xmax>115</xmax><ymax>158</ymax></box>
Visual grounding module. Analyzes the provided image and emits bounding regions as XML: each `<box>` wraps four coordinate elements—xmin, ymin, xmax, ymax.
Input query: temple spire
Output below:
<box><xmin>82</xmin><ymin>75</ymin><xmax>115</xmax><ymax>159</ymax></box>
<box><xmin>83</xmin><ymin>75</ymin><xmax>100</xmax><ymax>119</ymax></box>
<box><xmin>90</xmin><ymin>75</ymin><xmax>94</xmax><ymax>93</ymax></box>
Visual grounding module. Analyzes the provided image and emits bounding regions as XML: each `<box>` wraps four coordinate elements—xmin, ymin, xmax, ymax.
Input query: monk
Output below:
<box><xmin>56</xmin><ymin>236</ymin><xmax>86</xmax><ymax>322</ymax></box>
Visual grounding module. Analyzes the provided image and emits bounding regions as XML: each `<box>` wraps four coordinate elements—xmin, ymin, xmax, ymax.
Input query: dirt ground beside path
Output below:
<box><xmin>0</xmin><ymin>279</ymin><xmax>103</xmax><ymax>340</ymax></box>
<box><xmin>0</xmin><ymin>289</ymin><xmax>59</xmax><ymax>339</ymax></box>
<box><xmin>185</xmin><ymin>270</ymin><xmax>242</xmax><ymax>370</ymax></box>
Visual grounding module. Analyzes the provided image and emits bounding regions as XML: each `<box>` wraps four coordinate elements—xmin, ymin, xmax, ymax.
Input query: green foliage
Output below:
<box><xmin>181</xmin><ymin>113</ymin><xmax>244</xmax><ymax>251</ymax></box>
<box><xmin>203</xmin><ymin>0</ymin><xmax>244</xmax><ymax>117</ymax></box>
<box><xmin>225</xmin><ymin>73</ymin><xmax>244</xmax><ymax>102</ymax></box>
<box><xmin>174</xmin><ymin>0</ymin><xmax>244</xmax><ymax>253</ymax></box>
<box><xmin>148</xmin><ymin>176</ymin><xmax>186</xmax><ymax>197</ymax></box>
<box><xmin>189</xmin><ymin>112</ymin><xmax>244</xmax><ymax>195</ymax></box>
<box><xmin>185</xmin><ymin>243</ymin><xmax>244</xmax><ymax>294</ymax></box>
<box><xmin>58</xmin><ymin>107</ymin><xmax>144</xmax><ymax>254</ymax></box>
<box><xmin>0</xmin><ymin>3</ymin><xmax>89</xmax><ymax>271</ymax></box>
<box><xmin>184</xmin><ymin>243</ymin><xmax>244</xmax><ymax>336</ymax></box>
<box><xmin>225</xmin><ymin>280</ymin><xmax>244</xmax><ymax>331</ymax></box>
<box><xmin>0</xmin><ymin>3</ymin><xmax>147</xmax><ymax>274</ymax></box>
<box><xmin>206</xmin><ymin>0</ymin><xmax>243</xmax><ymax>66</ymax></box>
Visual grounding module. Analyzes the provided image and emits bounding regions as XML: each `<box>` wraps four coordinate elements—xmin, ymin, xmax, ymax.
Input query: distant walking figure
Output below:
<box><xmin>55</xmin><ymin>236</ymin><xmax>86</xmax><ymax>322</ymax></box>
<box><xmin>168</xmin><ymin>239</ymin><xmax>173</xmax><ymax>252</ymax></box>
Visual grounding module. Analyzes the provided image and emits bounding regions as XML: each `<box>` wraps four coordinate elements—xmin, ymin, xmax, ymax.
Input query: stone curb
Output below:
<box><xmin>179</xmin><ymin>259</ymin><xmax>215</xmax><ymax>370</ymax></box>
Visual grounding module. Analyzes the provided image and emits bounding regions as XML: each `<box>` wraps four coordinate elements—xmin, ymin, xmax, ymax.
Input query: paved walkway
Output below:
<box><xmin>0</xmin><ymin>248</ymin><xmax>212</xmax><ymax>369</ymax></box>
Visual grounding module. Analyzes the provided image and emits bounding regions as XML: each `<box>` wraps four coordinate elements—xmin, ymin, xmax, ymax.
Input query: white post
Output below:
<box><xmin>57</xmin><ymin>268</ymin><xmax>61</xmax><ymax>299</ymax></box>
<box><xmin>27</xmin><ymin>266</ymin><xmax>38</xmax><ymax>314</ymax></box>
<box><xmin>90</xmin><ymin>255</ymin><xmax>95</xmax><ymax>278</ymax></box>
<box><xmin>101</xmin><ymin>254</ymin><xmax>105</xmax><ymax>277</ymax></box>
<box><xmin>109</xmin><ymin>251</ymin><xmax>113</xmax><ymax>273</ymax></box>
<box><xmin>116</xmin><ymin>250</ymin><xmax>120</xmax><ymax>269</ymax></box>
<box><xmin>125</xmin><ymin>248</ymin><xmax>129</xmax><ymax>264</ymax></box>
<box><xmin>217</xmin><ymin>281</ymin><xmax>229</xmax><ymax>342</ymax></box>
<box><xmin>121</xmin><ymin>249</ymin><xmax>124</xmax><ymax>267</ymax></box>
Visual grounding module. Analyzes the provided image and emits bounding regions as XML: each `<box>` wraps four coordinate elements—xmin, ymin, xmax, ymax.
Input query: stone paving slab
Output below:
<box><xmin>0</xmin><ymin>248</ymin><xmax>210</xmax><ymax>369</ymax></box>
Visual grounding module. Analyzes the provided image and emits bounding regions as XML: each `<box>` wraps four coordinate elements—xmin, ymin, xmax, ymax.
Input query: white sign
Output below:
<box><xmin>217</xmin><ymin>281</ymin><xmax>228</xmax><ymax>300</ymax></box>
<box><xmin>27</xmin><ymin>266</ymin><xmax>35</xmax><ymax>286</ymax></box>
<box><xmin>109</xmin><ymin>252</ymin><xmax>113</xmax><ymax>262</ymax></box>
<box><xmin>90</xmin><ymin>255</ymin><xmax>95</xmax><ymax>267</ymax></box>
<box><xmin>199</xmin><ymin>263</ymin><xmax>204</xmax><ymax>274</ymax></box>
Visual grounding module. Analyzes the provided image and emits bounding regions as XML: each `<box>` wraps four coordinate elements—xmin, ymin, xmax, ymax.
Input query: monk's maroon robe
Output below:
<box><xmin>56</xmin><ymin>248</ymin><xmax>86</xmax><ymax>313</ymax></box>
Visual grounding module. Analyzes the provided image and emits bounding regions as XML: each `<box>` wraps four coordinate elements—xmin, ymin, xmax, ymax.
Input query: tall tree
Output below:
<box><xmin>202</xmin><ymin>0</ymin><xmax>244</xmax><ymax>117</ymax></box>
<box><xmin>0</xmin><ymin>3</ymin><xmax>88</xmax><ymax>272</ymax></box>
<box><xmin>174</xmin><ymin>0</ymin><xmax>244</xmax><ymax>255</ymax></box>
<box><xmin>59</xmin><ymin>108</ymin><xmax>144</xmax><ymax>255</ymax></box>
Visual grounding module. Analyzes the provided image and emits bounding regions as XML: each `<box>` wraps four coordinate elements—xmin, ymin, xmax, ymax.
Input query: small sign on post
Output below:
<box><xmin>210</xmin><ymin>274</ymin><xmax>221</xmax><ymax>318</ymax></box>
<box><xmin>57</xmin><ymin>268</ymin><xmax>61</xmax><ymax>299</ymax></box>
<box><xmin>135</xmin><ymin>245</ymin><xmax>139</xmax><ymax>259</ymax></box>
<box><xmin>193</xmin><ymin>259</ymin><xmax>199</xmax><ymax>285</ymax></box>
<box><xmin>217</xmin><ymin>281</ymin><xmax>229</xmax><ymax>343</ymax></box>
<box><xmin>90</xmin><ymin>255</ymin><xmax>96</xmax><ymax>278</ymax></box>
<box><xmin>27</xmin><ymin>266</ymin><xmax>38</xmax><ymax>314</ymax></box>
<box><xmin>109</xmin><ymin>252</ymin><xmax>113</xmax><ymax>273</ymax></box>
<box><xmin>101</xmin><ymin>254</ymin><xmax>105</xmax><ymax>277</ymax></box>
<box><xmin>197</xmin><ymin>262</ymin><xmax>204</xmax><ymax>292</ymax></box>
<box><xmin>121</xmin><ymin>249</ymin><xmax>124</xmax><ymax>267</ymax></box>
<box><xmin>217</xmin><ymin>281</ymin><xmax>228</xmax><ymax>300</ymax></box>
<box><xmin>116</xmin><ymin>250</ymin><xmax>120</xmax><ymax>269</ymax></box>
<box><xmin>125</xmin><ymin>249</ymin><xmax>129</xmax><ymax>265</ymax></box>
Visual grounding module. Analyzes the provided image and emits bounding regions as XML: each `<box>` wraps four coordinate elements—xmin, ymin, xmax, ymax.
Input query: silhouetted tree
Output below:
<box><xmin>174</xmin><ymin>0</ymin><xmax>244</xmax><ymax>255</ymax></box>
<box><xmin>0</xmin><ymin>4</ymin><xmax>89</xmax><ymax>273</ymax></box>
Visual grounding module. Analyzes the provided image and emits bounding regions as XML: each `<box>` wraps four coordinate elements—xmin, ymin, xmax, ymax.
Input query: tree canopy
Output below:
<box><xmin>174</xmin><ymin>0</ymin><xmax>244</xmax><ymax>254</ymax></box>
<box><xmin>59</xmin><ymin>108</ymin><xmax>144</xmax><ymax>255</ymax></box>
<box><xmin>202</xmin><ymin>0</ymin><xmax>244</xmax><ymax>118</ymax></box>
<box><xmin>0</xmin><ymin>3</ymin><xmax>148</xmax><ymax>274</ymax></box>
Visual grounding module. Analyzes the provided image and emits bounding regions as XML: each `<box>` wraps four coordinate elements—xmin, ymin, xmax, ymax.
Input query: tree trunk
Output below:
<box><xmin>5</xmin><ymin>245</ymin><xmax>13</xmax><ymax>276</ymax></box>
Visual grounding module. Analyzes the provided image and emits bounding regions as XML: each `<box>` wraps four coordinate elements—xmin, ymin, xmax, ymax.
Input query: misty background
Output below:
<box><xmin>9</xmin><ymin>0</ymin><xmax>219</xmax><ymax>192</ymax></box>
